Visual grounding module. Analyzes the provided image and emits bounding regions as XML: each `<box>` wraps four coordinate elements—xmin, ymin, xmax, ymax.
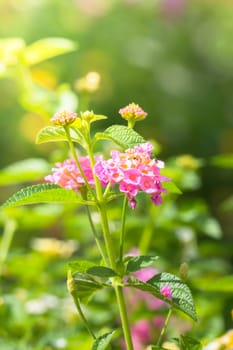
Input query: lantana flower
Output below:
<box><xmin>45</xmin><ymin>156</ymin><xmax>102</xmax><ymax>192</ymax></box>
<box><xmin>50</xmin><ymin>110</ymin><xmax>77</xmax><ymax>126</ymax></box>
<box><xmin>119</xmin><ymin>103</ymin><xmax>148</xmax><ymax>122</ymax></box>
<box><xmin>94</xmin><ymin>142</ymin><xmax>170</xmax><ymax>209</ymax></box>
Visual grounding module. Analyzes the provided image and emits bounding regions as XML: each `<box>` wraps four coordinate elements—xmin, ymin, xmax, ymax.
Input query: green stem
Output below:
<box><xmin>85</xmin><ymin>205</ymin><xmax>108</xmax><ymax>265</ymax></box>
<box><xmin>0</xmin><ymin>218</ymin><xmax>17</xmax><ymax>276</ymax></box>
<box><xmin>86</xmin><ymin>141</ymin><xmax>134</xmax><ymax>350</ymax></box>
<box><xmin>64</xmin><ymin>126</ymin><xmax>96</xmax><ymax>199</ymax></box>
<box><xmin>119</xmin><ymin>196</ymin><xmax>128</xmax><ymax>263</ymax></box>
<box><xmin>114</xmin><ymin>286</ymin><xmax>134</xmax><ymax>350</ymax></box>
<box><xmin>98</xmin><ymin>203</ymin><xmax>117</xmax><ymax>269</ymax></box>
<box><xmin>157</xmin><ymin>308</ymin><xmax>173</xmax><ymax>346</ymax></box>
<box><xmin>98</xmin><ymin>203</ymin><xmax>134</xmax><ymax>350</ymax></box>
<box><xmin>71</xmin><ymin>292</ymin><xmax>96</xmax><ymax>339</ymax></box>
<box><xmin>64</xmin><ymin>127</ymin><xmax>107</xmax><ymax>263</ymax></box>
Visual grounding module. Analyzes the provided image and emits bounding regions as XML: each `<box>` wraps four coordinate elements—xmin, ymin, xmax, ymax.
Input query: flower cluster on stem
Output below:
<box><xmin>94</xmin><ymin>142</ymin><xmax>170</xmax><ymax>209</ymax></box>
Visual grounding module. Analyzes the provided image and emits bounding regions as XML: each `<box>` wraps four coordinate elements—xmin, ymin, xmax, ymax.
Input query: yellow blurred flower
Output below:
<box><xmin>75</xmin><ymin>71</ymin><xmax>101</xmax><ymax>93</ymax></box>
<box><xmin>175</xmin><ymin>154</ymin><xmax>203</xmax><ymax>170</ymax></box>
<box><xmin>204</xmin><ymin>330</ymin><xmax>233</xmax><ymax>350</ymax></box>
<box><xmin>31</xmin><ymin>238</ymin><xmax>78</xmax><ymax>258</ymax></box>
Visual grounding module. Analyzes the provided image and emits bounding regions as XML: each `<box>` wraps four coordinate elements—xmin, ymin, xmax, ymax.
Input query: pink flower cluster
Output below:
<box><xmin>45</xmin><ymin>156</ymin><xmax>101</xmax><ymax>192</ymax></box>
<box><xmin>94</xmin><ymin>142</ymin><xmax>170</xmax><ymax>209</ymax></box>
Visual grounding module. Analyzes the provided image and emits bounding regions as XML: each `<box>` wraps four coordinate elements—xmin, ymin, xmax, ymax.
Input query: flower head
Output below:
<box><xmin>50</xmin><ymin>110</ymin><xmax>77</xmax><ymax>127</ymax></box>
<box><xmin>119</xmin><ymin>103</ymin><xmax>148</xmax><ymax>122</ymax></box>
<box><xmin>94</xmin><ymin>142</ymin><xmax>170</xmax><ymax>209</ymax></box>
<box><xmin>45</xmin><ymin>156</ymin><xmax>101</xmax><ymax>192</ymax></box>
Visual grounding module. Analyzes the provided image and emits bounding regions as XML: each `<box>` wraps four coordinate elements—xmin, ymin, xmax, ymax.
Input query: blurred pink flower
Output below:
<box><xmin>131</xmin><ymin>319</ymin><xmax>151</xmax><ymax>350</ymax></box>
<box><xmin>45</xmin><ymin>156</ymin><xmax>102</xmax><ymax>193</ymax></box>
<box><xmin>160</xmin><ymin>285</ymin><xmax>173</xmax><ymax>300</ymax></box>
<box><xmin>160</xmin><ymin>0</ymin><xmax>186</xmax><ymax>18</ymax></box>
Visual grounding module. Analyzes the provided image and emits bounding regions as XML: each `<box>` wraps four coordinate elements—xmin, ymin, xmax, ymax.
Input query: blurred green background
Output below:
<box><xmin>0</xmin><ymin>0</ymin><xmax>232</xmax><ymax>349</ymax></box>
<box><xmin>0</xmin><ymin>0</ymin><xmax>232</xmax><ymax>233</ymax></box>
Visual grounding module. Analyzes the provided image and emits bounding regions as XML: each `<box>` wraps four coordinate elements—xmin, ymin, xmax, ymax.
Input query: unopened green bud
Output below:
<box><xmin>67</xmin><ymin>269</ymin><xmax>77</xmax><ymax>295</ymax></box>
<box><xmin>179</xmin><ymin>262</ymin><xmax>189</xmax><ymax>280</ymax></box>
<box><xmin>81</xmin><ymin>110</ymin><xmax>95</xmax><ymax>123</ymax></box>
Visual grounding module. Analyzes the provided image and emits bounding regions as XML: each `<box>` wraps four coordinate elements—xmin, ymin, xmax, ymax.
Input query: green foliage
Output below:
<box><xmin>71</xmin><ymin>273</ymin><xmax>103</xmax><ymax>301</ymax></box>
<box><xmin>95</xmin><ymin>125</ymin><xmax>145</xmax><ymax>149</ymax></box>
<box><xmin>87</xmin><ymin>266</ymin><xmax>117</xmax><ymax>278</ymax></box>
<box><xmin>36</xmin><ymin>126</ymin><xmax>82</xmax><ymax>144</ymax></box>
<box><xmin>175</xmin><ymin>335</ymin><xmax>202</xmax><ymax>350</ymax></box>
<box><xmin>221</xmin><ymin>195</ymin><xmax>233</xmax><ymax>211</ymax></box>
<box><xmin>125</xmin><ymin>255</ymin><xmax>159</xmax><ymax>273</ymax></box>
<box><xmin>192</xmin><ymin>275</ymin><xmax>233</xmax><ymax>292</ymax></box>
<box><xmin>92</xmin><ymin>330</ymin><xmax>120</xmax><ymax>350</ymax></box>
<box><xmin>2</xmin><ymin>184</ymin><xmax>94</xmax><ymax>208</ymax></box>
<box><xmin>0</xmin><ymin>159</ymin><xmax>50</xmax><ymax>185</ymax></box>
<box><xmin>23</xmin><ymin>38</ymin><xmax>77</xmax><ymax>66</ymax></box>
<box><xmin>126</xmin><ymin>273</ymin><xmax>197</xmax><ymax>321</ymax></box>
<box><xmin>162</xmin><ymin>181</ymin><xmax>182</xmax><ymax>195</ymax></box>
<box><xmin>1</xmin><ymin>2</ymin><xmax>233</xmax><ymax>347</ymax></box>
<box><xmin>211</xmin><ymin>154</ymin><xmax>233</xmax><ymax>168</ymax></box>
<box><xmin>0</xmin><ymin>37</ymin><xmax>76</xmax><ymax>73</ymax></box>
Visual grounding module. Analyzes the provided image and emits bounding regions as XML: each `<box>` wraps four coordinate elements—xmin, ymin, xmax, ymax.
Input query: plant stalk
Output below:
<box><xmin>0</xmin><ymin>218</ymin><xmax>17</xmax><ymax>276</ymax></box>
<box><xmin>157</xmin><ymin>308</ymin><xmax>173</xmax><ymax>346</ymax></box>
<box><xmin>119</xmin><ymin>195</ymin><xmax>128</xmax><ymax>263</ymax></box>
<box><xmin>71</xmin><ymin>292</ymin><xmax>96</xmax><ymax>340</ymax></box>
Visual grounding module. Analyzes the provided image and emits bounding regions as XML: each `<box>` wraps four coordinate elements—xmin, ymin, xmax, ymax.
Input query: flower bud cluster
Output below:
<box><xmin>94</xmin><ymin>142</ymin><xmax>170</xmax><ymax>209</ymax></box>
<box><xmin>119</xmin><ymin>103</ymin><xmax>148</xmax><ymax>122</ymax></box>
<box><xmin>50</xmin><ymin>110</ymin><xmax>77</xmax><ymax>127</ymax></box>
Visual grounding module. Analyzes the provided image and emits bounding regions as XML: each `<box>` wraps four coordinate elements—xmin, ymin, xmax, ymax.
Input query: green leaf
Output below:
<box><xmin>92</xmin><ymin>330</ymin><xmax>120</xmax><ymax>350</ymax></box>
<box><xmin>151</xmin><ymin>346</ymin><xmax>167</xmax><ymax>350</ymax></box>
<box><xmin>95</xmin><ymin>125</ymin><xmax>145</xmax><ymax>149</ymax></box>
<box><xmin>0</xmin><ymin>38</ymin><xmax>25</xmax><ymax>76</ymax></box>
<box><xmin>211</xmin><ymin>154</ymin><xmax>233</xmax><ymax>168</ymax></box>
<box><xmin>125</xmin><ymin>255</ymin><xmax>159</xmax><ymax>273</ymax></box>
<box><xmin>0</xmin><ymin>158</ymin><xmax>50</xmax><ymax>185</ymax></box>
<box><xmin>162</xmin><ymin>181</ymin><xmax>182</xmax><ymax>195</ymax></box>
<box><xmin>89</xmin><ymin>114</ymin><xmax>107</xmax><ymax>123</ymax></box>
<box><xmin>68</xmin><ymin>260</ymin><xmax>96</xmax><ymax>274</ymax></box>
<box><xmin>2</xmin><ymin>184</ymin><xmax>94</xmax><ymax>208</ymax></box>
<box><xmin>87</xmin><ymin>266</ymin><xmax>117</xmax><ymax>278</ymax></box>
<box><xmin>69</xmin><ymin>260</ymin><xmax>117</xmax><ymax>278</ymax></box>
<box><xmin>36</xmin><ymin>126</ymin><xmax>82</xmax><ymax>144</ymax></box>
<box><xmin>72</xmin><ymin>273</ymin><xmax>103</xmax><ymax>301</ymax></box>
<box><xmin>23</xmin><ymin>37</ymin><xmax>77</xmax><ymax>65</ymax></box>
<box><xmin>126</xmin><ymin>272</ymin><xmax>197</xmax><ymax>321</ymax></box>
<box><xmin>176</xmin><ymin>335</ymin><xmax>202</xmax><ymax>350</ymax></box>
<box><xmin>201</xmin><ymin>217</ymin><xmax>222</xmax><ymax>239</ymax></box>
